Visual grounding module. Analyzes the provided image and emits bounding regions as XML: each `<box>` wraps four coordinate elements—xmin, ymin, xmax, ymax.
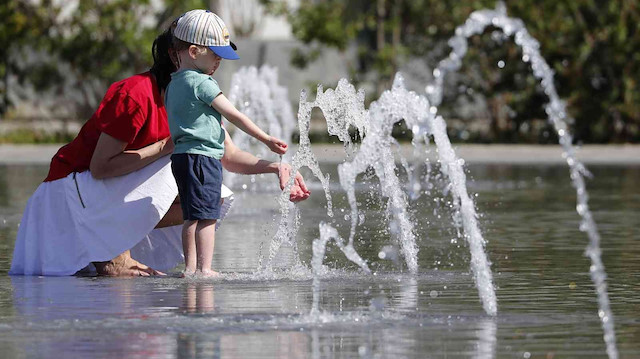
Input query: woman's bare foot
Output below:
<box><xmin>94</xmin><ymin>250</ymin><xmax>166</xmax><ymax>277</ymax></box>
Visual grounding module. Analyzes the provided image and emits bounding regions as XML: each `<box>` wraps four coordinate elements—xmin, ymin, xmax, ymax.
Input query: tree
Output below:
<box><xmin>1</xmin><ymin>0</ymin><xmax>211</xmax><ymax>119</ymax></box>
<box><xmin>261</xmin><ymin>0</ymin><xmax>640</xmax><ymax>143</ymax></box>
<box><xmin>0</xmin><ymin>1</ymin><xmax>58</xmax><ymax>115</ymax></box>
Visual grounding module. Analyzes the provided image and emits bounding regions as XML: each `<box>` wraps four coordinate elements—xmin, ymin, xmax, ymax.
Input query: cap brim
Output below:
<box><xmin>209</xmin><ymin>45</ymin><xmax>239</xmax><ymax>60</ymax></box>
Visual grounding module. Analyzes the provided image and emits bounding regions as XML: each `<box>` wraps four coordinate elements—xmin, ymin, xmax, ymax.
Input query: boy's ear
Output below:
<box><xmin>188</xmin><ymin>45</ymin><xmax>199</xmax><ymax>59</ymax></box>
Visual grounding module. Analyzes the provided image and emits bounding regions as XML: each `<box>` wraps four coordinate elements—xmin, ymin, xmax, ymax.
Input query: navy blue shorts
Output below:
<box><xmin>171</xmin><ymin>153</ymin><xmax>223</xmax><ymax>221</ymax></box>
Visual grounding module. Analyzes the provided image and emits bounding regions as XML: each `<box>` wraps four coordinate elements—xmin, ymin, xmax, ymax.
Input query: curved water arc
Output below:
<box><xmin>427</xmin><ymin>3</ymin><xmax>618</xmax><ymax>357</ymax></box>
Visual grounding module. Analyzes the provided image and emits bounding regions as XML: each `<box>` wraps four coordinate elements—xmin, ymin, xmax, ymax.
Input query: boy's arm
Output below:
<box><xmin>221</xmin><ymin>128</ymin><xmax>310</xmax><ymax>202</ymax></box>
<box><xmin>211</xmin><ymin>94</ymin><xmax>288</xmax><ymax>154</ymax></box>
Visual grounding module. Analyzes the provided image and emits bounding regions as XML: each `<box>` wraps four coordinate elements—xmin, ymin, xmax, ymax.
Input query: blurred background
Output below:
<box><xmin>1</xmin><ymin>0</ymin><xmax>638</xmax><ymax>144</ymax></box>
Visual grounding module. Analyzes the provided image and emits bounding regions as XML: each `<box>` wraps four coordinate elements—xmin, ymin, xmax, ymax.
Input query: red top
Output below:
<box><xmin>45</xmin><ymin>72</ymin><xmax>170</xmax><ymax>182</ymax></box>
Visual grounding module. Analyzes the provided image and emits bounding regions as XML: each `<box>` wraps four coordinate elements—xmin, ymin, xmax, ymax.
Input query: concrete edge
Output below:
<box><xmin>0</xmin><ymin>144</ymin><xmax>638</xmax><ymax>165</ymax></box>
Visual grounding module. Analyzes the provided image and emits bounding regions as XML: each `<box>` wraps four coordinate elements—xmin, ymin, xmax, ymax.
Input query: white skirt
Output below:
<box><xmin>9</xmin><ymin>155</ymin><xmax>234</xmax><ymax>276</ymax></box>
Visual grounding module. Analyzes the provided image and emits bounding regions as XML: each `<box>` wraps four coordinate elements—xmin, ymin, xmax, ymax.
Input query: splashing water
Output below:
<box><xmin>313</xmin><ymin>222</ymin><xmax>371</xmax><ymax>276</ymax></box>
<box><xmin>226</xmin><ymin>65</ymin><xmax>296</xmax><ymax>190</ymax></box>
<box><xmin>261</xmin><ymin>88</ymin><xmax>337</xmax><ymax>272</ymax></box>
<box><xmin>265</xmin><ymin>73</ymin><xmax>497</xmax><ymax>315</ymax></box>
<box><xmin>310</xmin><ymin>222</ymin><xmax>371</xmax><ymax>317</ymax></box>
<box><xmin>425</xmin><ymin>3</ymin><xmax>618</xmax><ymax>357</ymax></box>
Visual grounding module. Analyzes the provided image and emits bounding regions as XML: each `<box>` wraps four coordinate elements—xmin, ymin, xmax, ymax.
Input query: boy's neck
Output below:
<box><xmin>176</xmin><ymin>52</ymin><xmax>199</xmax><ymax>73</ymax></box>
<box><xmin>177</xmin><ymin>65</ymin><xmax>199</xmax><ymax>72</ymax></box>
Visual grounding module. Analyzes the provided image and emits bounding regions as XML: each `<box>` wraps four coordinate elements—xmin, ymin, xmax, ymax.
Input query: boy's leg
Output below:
<box><xmin>195</xmin><ymin>219</ymin><xmax>218</xmax><ymax>276</ymax></box>
<box><xmin>182</xmin><ymin>220</ymin><xmax>198</xmax><ymax>275</ymax></box>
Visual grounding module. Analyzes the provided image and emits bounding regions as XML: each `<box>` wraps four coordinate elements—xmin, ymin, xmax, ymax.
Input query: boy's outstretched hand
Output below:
<box><xmin>266</xmin><ymin>136</ymin><xmax>288</xmax><ymax>155</ymax></box>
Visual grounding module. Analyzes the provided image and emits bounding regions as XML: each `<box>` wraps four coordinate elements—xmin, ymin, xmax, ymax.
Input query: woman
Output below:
<box><xmin>9</xmin><ymin>25</ymin><xmax>309</xmax><ymax>277</ymax></box>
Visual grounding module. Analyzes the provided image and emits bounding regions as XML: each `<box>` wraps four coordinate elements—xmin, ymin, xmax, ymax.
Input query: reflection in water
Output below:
<box><xmin>475</xmin><ymin>318</ymin><xmax>497</xmax><ymax>359</ymax></box>
<box><xmin>395</xmin><ymin>277</ymin><xmax>418</xmax><ymax>311</ymax></box>
<box><xmin>183</xmin><ymin>283</ymin><xmax>216</xmax><ymax>314</ymax></box>
<box><xmin>9</xmin><ymin>276</ymin><xmax>178</xmax><ymax>358</ymax></box>
<box><xmin>10</xmin><ymin>276</ymin><xmax>139</xmax><ymax>320</ymax></box>
<box><xmin>179</xmin><ymin>283</ymin><xmax>218</xmax><ymax>358</ymax></box>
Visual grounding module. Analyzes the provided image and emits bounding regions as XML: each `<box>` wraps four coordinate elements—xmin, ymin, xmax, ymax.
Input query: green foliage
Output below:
<box><xmin>0</xmin><ymin>1</ymin><xmax>58</xmax><ymax>114</ymax></box>
<box><xmin>3</xmin><ymin>1</ymin><xmax>638</xmax><ymax>143</ymax></box>
<box><xmin>262</xmin><ymin>0</ymin><xmax>640</xmax><ymax>143</ymax></box>
<box><xmin>0</xmin><ymin>128</ymin><xmax>76</xmax><ymax>144</ymax></box>
<box><xmin>0</xmin><ymin>0</ymin><xmax>210</xmax><ymax>118</ymax></box>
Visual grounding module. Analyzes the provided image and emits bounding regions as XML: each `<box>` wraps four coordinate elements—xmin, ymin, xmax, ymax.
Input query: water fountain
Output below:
<box><xmin>271</xmin><ymin>73</ymin><xmax>497</xmax><ymax>317</ymax></box>
<box><xmin>425</xmin><ymin>3</ymin><xmax>618</xmax><ymax>357</ymax></box>
<box><xmin>260</xmin><ymin>3</ymin><xmax>618</xmax><ymax>357</ymax></box>
<box><xmin>226</xmin><ymin>65</ymin><xmax>296</xmax><ymax>190</ymax></box>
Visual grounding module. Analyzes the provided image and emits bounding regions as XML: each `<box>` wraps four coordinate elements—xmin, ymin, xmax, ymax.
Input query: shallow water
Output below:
<box><xmin>0</xmin><ymin>162</ymin><xmax>638</xmax><ymax>358</ymax></box>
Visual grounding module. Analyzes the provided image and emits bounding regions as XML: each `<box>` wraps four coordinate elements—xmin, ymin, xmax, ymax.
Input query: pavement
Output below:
<box><xmin>0</xmin><ymin>144</ymin><xmax>638</xmax><ymax>165</ymax></box>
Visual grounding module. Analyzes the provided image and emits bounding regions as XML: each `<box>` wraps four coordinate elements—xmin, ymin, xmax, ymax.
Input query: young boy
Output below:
<box><xmin>165</xmin><ymin>10</ymin><xmax>288</xmax><ymax>277</ymax></box>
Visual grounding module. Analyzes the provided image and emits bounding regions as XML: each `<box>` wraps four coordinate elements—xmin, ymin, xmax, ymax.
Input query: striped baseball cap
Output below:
<box><xmin>174</xmin><ymin>10</ymin><xmax>239</xmax><ymax>60</ymax></box>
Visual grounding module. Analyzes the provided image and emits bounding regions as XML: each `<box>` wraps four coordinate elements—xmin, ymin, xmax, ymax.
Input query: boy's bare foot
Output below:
<box><xmin>94</xmin><ymin>250</ymin><xmax>166</xmax><ymax>277</ymax></box>
<box><xmin>197</xmin><ymin>269</ymin><xmax>221</xmax><ymax>278</ymax></box>
<box><xmin>181</xmin><ymin>269</ymin><xmax>196</xmax><ymax>278</ymax></box>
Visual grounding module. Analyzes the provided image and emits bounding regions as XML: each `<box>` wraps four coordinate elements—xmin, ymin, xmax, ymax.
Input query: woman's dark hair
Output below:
<box><xmin>150</xmin><ymin>25</ymin><xmax>177</xmax><ymax>92</ymax></box>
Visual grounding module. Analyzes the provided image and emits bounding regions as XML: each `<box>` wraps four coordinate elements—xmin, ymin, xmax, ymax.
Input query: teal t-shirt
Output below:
<box><xmin>165</xmin><ymin>69</ymin><xmax>225</xmax><ymax>159</ymax></box>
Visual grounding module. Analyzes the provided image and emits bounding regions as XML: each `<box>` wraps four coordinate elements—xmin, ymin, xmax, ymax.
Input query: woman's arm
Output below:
<box><xmin>221</xmin><ymin>128</ymin><xmax>310</xmax><ymax>202</ymax></box>
<box><xmin>89</xmin><ymin>133</ymin><xmax>174</xmax><ymax>179</ymax></box>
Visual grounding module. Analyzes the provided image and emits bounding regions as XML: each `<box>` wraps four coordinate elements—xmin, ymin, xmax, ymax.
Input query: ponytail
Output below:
<box><xmin>150</xmin><ymin>24</ymin><xmax>178</xmax><ymax>92</ymax></box>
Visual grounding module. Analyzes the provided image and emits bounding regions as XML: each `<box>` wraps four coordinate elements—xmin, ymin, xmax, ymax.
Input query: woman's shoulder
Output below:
<box><xmin>110</xmin><ymin>72</ymin><xmax>155</xmax><ymax>96</ymax></box>
<box><xmin>102</xmin><ymin>72</ymin><xmax>161</xmax><ymax>110</ymax></box>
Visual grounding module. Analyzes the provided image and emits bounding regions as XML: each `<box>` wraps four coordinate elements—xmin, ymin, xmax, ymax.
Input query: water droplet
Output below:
<box><xmin>358</xmin><ymin>346</ymin><xmax>367</xmax><ymax>356</ymax></box>
<box><xmin>498</xmin><ymin>60</ymin><xmax>506</xmax><ymax>68</ymax></box>
<box><xmin>429</xmin><ymin>290</ymin><xmax>438</xmax><ymax>298</ymax></box>
<box><xmin>576</xmin><ymin>204</ymin><xmax>587</xmax><ymax>215</ymax></box>
<box><xmin>598</xmin><ymin>309</ymin><xmax>605</xmax><ymax>318</ymax></box>
<box><xmin>523</xmin><ymin>352</ymin><xmax>531</xmax><ymax>359</ymax></box>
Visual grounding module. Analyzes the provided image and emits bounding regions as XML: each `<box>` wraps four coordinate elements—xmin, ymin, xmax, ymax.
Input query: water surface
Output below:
<box><xmin>0</xmin><ymin>162</ymin><xmax>638</xmax><ymax>358</ymax></box>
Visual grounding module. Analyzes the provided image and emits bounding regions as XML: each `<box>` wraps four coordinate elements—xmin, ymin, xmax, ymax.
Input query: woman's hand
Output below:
<box><xmin>265</xmin><ymin>136</ymin><xmax>288</xmax><ymax>155</ymax></box>
<box><xmin>278</xmin><ymin>163</ymin><xmax>311</xmax><ymax>202</ymax></box>
<box><xmin>221</xmin><ymin>128</ymin><xmax>309</xmax><ymax>202</ymax></box>
<box><xmin>159</xmin><ymin>136</ymin><xmax>174</xmax><ymax>156</ymax></box>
